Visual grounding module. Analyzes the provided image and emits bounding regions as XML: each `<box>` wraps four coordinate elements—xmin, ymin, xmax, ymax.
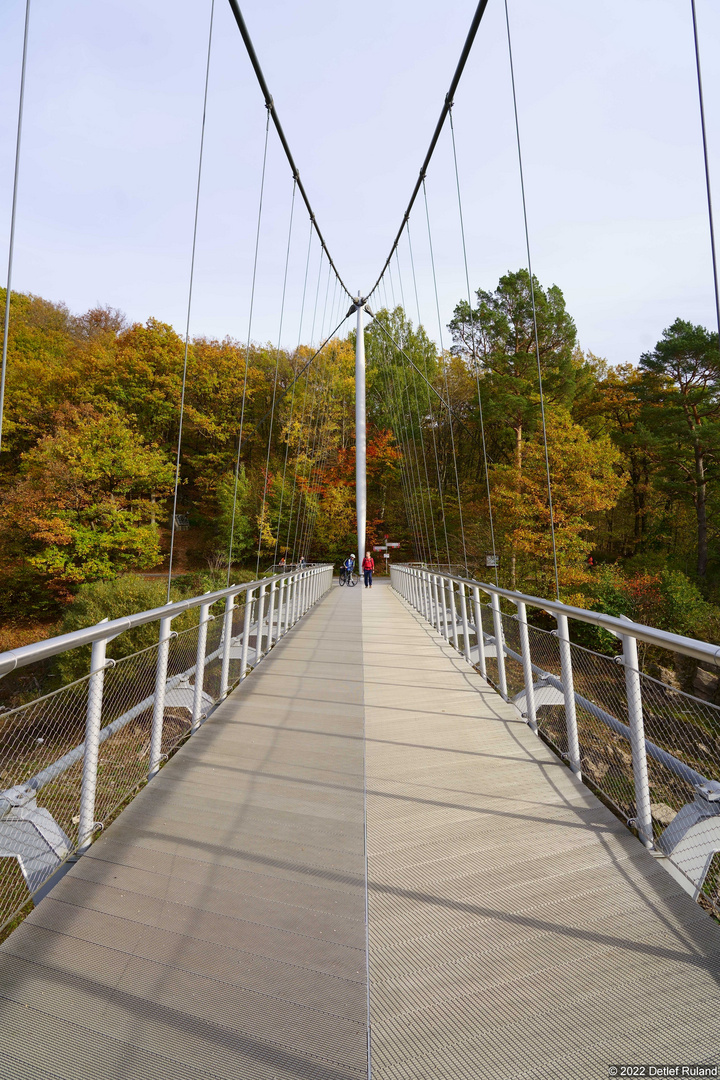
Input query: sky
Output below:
<box><xmin>0</xmin><ymin>0</ymin><xmax>719</xmax><ymax>366</ymax></box>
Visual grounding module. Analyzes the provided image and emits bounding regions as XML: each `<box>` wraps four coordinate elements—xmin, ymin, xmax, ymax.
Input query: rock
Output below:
<box><xmin>650</xmin><ymin>802</ymin><xmax>677</xmax><ymax>826</ymax></box>
<box><xmin>613</xmin><ymin>744</ymin><xmax>633</xmax><ymax>768</ymax></box>
<box><xmin>585</xmin><ymin>758</ymin><xmax>609</xmax><ymax>782</ymax></box>
<box><xmin>657</xmin><ymin>666</ymin><xmax>681</xmax><ymax>691</ymax></box>
<box><xmin>693</xmin><ymin>667</ymin><xmax>720</xmax><ymax>701</ymax></box>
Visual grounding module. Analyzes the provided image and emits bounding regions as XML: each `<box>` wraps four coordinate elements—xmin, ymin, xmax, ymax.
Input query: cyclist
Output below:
<box><xmin>362</xmin><ymin>551</ymin><xmax>374</xmax><ymax>588</ymax></box>
<box><xmin>343</xmin><ymin>554</ymin><xmax>356</xmax><ymax>578</ymax></box>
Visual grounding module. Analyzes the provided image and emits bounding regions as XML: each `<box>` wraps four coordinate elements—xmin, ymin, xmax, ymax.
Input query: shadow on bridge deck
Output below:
<box><xmin>0</xmin><ymin>580</ymin><xmax>718</xmax><ymax>1078</ymax></box>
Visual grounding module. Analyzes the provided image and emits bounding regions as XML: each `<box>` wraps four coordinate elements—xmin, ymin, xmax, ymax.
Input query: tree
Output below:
<box><xmin>490</xmin><ymin>409</ymin><xmax>625</xmax><ymax>597</ymax></box>
<box><xmin>449</xmin><ymin>269</ymin><xmax>578</xmax><ymax>472</ymax></box>
<box><xmin>580</xmin><ymin>363</ymin><xmax>653</xmax><ymax>556</ymax></box>
<box><xmin>0</xmin><ymin>406</ymin><xmax>174</xmax><ymax>602</ymax></box>
<box><xmin>640</xmin><ymin>319</ymin><xmax>720</xmax><ymax>578</ymax></box>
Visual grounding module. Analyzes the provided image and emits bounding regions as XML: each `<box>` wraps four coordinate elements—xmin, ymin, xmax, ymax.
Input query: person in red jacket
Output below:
<box><xmin>362</xmin><ymin>552</ymin><xmax>374</xmax><ymax>588</ymax></box>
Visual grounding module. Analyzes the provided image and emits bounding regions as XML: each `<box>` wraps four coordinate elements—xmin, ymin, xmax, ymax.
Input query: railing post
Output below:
<box><xmin>471</xmin><ymin>586</ymin><xmax>487</xmax><ymax>679</ymax></box>
<box><xmin>281</xmin><ymin>576</ymin><xmax>289</xmax><ymax>634</ymax></box>
<box><xmin>459</xmin><ymin>583</ymin><xmax>471</xmax><ymax>664</ymax></box>
<box><xmin>490</xmin><ymin>593</ymin><xmax>508</xmax><ymax>699</ymax></box>
<box><xmin>420</xmin><ymin>571</ymin><xmax>429</xmax><ymax>620</ymax></box>
<box><xmin>622</xmin><ymin>632</ymin><xmax>654</xmax><ymax>848</ymax></box>
<box><xmin>431</xmin><ymin>574</ymin><xmax>441</xmax><ymax>633</ymax></box>
<box><xmin>515</xmin><ymin>600</ymin><xmax>538</xmax><ymax>734</ymax></box>
<box><xmin>439</xmin><ymin>576</ymin><xmax>450</xmax><ymax>641</ymax></box>
<box><xmin>555</xmin><ymin>612</ymin><xmax>582</xmax><ymax>777</ymax></box>
<box><xmin>149</xmin><ymin>615</ymin><xmax>173</xmax><ymax>780</ymax></box>
<box><xmin>288</xmin><ymin>574</ymin><xmax>297</xmax><ymax>625</ymax></box>
<box><xmin>220</xmin><ymin>593</ymin><xmax>235</xmax><ymax>698</ymax></box>
<box><xmin>191</xmin><ymin>600</ymin><xmax>211</xmax><ymax>732</ymax></box>
<box><xmin>267</xmin><ymin>580</ymin><xmax>277</xmax><ymax>650</ymax></box>
<box><xmin>255</xmin><ymin>582</ymin><xmax>267</xmax><ymax>663</ymax></box>
<box><xmin>78</xmin><ymin>627</ymin><xmax>108</xmax><ymax>852</ymax></box>
<box><xmin>288</xmin><ymin>574</ymin><xmax>297</xmax><ymax>629</ymax></box>
<box><xmin>449</xmin><ymin>580</ymin><xmax>459</xmax><ymax>651</ymax></box>
<box><xmin>240</xmin><ymin>587</ymin><xmax>253</xmax><ymax>680</ymax></box>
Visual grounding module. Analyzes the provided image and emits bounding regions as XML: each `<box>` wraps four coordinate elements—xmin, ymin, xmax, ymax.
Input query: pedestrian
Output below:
<box><xmin>362</xmin><ymin>551</ymin><xmax>374</xmax><ymax>588</ymax></box>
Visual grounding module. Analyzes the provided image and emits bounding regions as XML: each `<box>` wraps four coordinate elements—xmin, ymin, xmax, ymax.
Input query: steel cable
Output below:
<box><xmin>0</xmin><ymin>0</ymin><xmax>31</xmax><ymax>458</ymax></box>
<box><xmin>690</xmin><ymin>0</ymin><xmax>720</xmax><ymax>346</ymax></box>
<box><xmin>167</xmin><ymin>0</ymin><xmax>216</xmax><ymax>601</ymax></box>
<box><xmin>226</xmin><ymin>107</ymin><xmax>271</xmax><ymax>584</ymax></box>
<box><xmin>255</xmin><ymin>178</ymin><xmax>298</xmax><ymax>574</ymax></box>
<box><xmin>394</xmin><ymin>247</ymin><xmax>441</xmax><ymax>562</ymax></box>
<box><xmin>504</xmin><ymin>0</ymin><xmax>560</xmax><ymax>599</ymax></box>
<box><xmin>407</xmin><ymin>221</ymin><xmax>451</xmax><ymax>563</ymax></box>
<box><xmin>448</xmin><ymin>107</ymin><xmax>499</xmax><ymax>585</ymax></box>
<box><xmin>272</xmin><ymin>219</ymin><xmax>313</xmax><ymax>567</ymax></box>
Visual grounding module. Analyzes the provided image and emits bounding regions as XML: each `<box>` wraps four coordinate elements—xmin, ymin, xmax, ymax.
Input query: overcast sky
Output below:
<box><xmin>1</xmin><ymin>0</ymin><xmax>718</xmax><ymax>366</ymax></box>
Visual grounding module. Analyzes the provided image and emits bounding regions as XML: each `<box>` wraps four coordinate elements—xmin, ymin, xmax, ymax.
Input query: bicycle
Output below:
<box><xmin>339</xmin><ymin>567</ymin><xmax>358</xmax><ymax>587</ymax></box>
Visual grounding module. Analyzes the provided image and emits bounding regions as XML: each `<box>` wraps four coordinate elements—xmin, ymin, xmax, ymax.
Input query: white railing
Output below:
<box><xmin>0</xmin><ymin>564</ymin><xmax>333</xmax><ymax>929</ymax></box>
<box><xmin>391</xmin><ymin>563</ymin><xmax>720</xmax><ymax>912</ymax></box>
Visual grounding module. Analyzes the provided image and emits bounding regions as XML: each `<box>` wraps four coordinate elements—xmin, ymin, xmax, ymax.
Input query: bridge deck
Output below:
<box><xmin>0</xmin><ymin>581</ymin><xmax>719</xmax><ymax>1078</ymax></box>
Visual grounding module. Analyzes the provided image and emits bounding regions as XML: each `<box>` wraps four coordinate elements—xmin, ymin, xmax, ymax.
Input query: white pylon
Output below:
<box><xmin>355</xmin><ymin>298</ymin><xmax>367</xmax><ymax>566</ymax></box>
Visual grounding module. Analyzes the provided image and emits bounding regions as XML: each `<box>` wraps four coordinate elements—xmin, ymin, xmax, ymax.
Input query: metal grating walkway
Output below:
<box><xmin>0</xmin><ymin>580</ymin><xmax>719</xmax><ymax>1078</ymax></box>
<box><xmin>363</xmin><ymin>585</ymin><xmax>720</xmax><ymax>1078</ymax></box>
<box><xmin>0</xmin><ymin>584</ymin><xmax>368</xmax><ymax>1080</ymax></box>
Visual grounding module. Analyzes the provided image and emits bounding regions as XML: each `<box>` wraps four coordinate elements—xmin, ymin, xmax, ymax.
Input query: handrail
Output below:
<box><xmin>0</xmin><ymin>568</ymin><xmax>303</xmax><ymax>677</ymax></box>
<box><xmin>414</xmin><ymin>565</ymin><xmax>720</xmax><ymax>669</ymax></box>
<box><xmin>391</xmin><ymin>562</ymin><xmax>720</xmax><ymax>900</ymax></box>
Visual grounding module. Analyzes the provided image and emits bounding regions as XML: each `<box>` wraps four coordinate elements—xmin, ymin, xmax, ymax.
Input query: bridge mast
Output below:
<box><xmin>355</xmin><ymin>297</ymin><xmax>367</xmax><ymax>563</ymax></box>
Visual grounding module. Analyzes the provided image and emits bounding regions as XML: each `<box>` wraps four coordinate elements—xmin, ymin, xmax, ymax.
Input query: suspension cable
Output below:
<box><xmin>367</xmin><ymin>0</ymin><xmax>491</xmax><ymax>299</ymax></box>
<box><xmin>369</xmin><ymin>314</ymin><xmax>470</xmax><ymax>432</ymax></box>
<box><xmin>422</xmin><ymin>179</ymin><xmax>469</xmax><ymax>572</ymax></box>
<box><xmin>0</xmin><ymin>0</ymin><xmax>31</xmax><ymax>459</ymax></box>
<box><xmin>255</xmin><ymin>178</ymin><xmax>297</xmax><ymax>574</ymax></box>
<box><xmin>302</xmin><ymin>380</ymin><xmax>336</xmax><ymax>559</ymax></box>
<box><xmin>226</xmin><ymin>107</ymin><xmax>271</xmax><ymax>584</ymax></box>
<box><xmin>690</xmin><ymin>0</ymin><xmax>720</xmax><ymax>344</ymax></box>
<box><xmin>226</xmin><ymin>0</ymin><xmax>352</xmax><ymax>300</ymax></box>
<box><xmin>273</xmin><ymin>218</ymin><xmax>313</xmax><ymax>567</ymax></box>
<box><xmin>285</xmin><ymin>360</ymin><xmax>314</xmax><ymax>559</ymax></box>
<box><xmin>394</xmin><ymin>248</ymin><xmax>441</xmax><ymax>562</ymax></box>
<box><xmin>382</xmin><ymin>324</ymin><xmax>428</xmax><ymax>560</ymax></box>
<box><xmin>295</xmin><ymin>370</ymin><xmax>332</xmax><ymax>560</ymax></box>
<box><xmin>310</xmin><ymin>249</ymin><xmax>324</xmax><ymax>346</ymax></box>
<box><xmin>387</xmin><ymin>262</ymin><xmax>397</xmax><ymax>309</ymax></box>
<box><xmin>448</xmin><ymin>107</ymin><xmax>499</xmax><ymax>586</ymax></box>
<box><xmin>375</xmin><ymin>327</ymin><xmax>425</xmax><ymax>559</ymax></box>
<box><xmin>167</xmin><ymin>0</ymin><xmax>215</xmax><ymax>602</ymax></box>
<box><xmin>504</xmin><ymin>0</ymin><xmax>560</xmax><ymax>599</ymax></box>
<box><xmin>386</xmin><ymin>231</ymin><xmax>451</xmax><ymax>563</ymax></box>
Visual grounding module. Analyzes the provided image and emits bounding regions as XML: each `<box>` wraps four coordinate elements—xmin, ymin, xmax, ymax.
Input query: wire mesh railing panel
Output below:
<box><xmin>499</xmin><ymin>611</ymin><xmax>524</xmax><ymax>698</ymax></box>
<box><xmin>83</xmin><ymin>644</ymin><xmax>161</xmax><ymax>834</ymax></box>
<box><xmin>394</xmin><ymin>566</ymin><xmax>720</xmax><ymax>916</ymax></box>
<box><xmin>566</xmin><ymin>642</ymin><xmax>637</xmax><ymax>822</ymax></box>
<box><xmin>638</xmin><ymin>673</ymin><xmax>720</xmax><ymax>914</ymax></box>
<box><xmin>0</xmin><ymin>677</ymin><xmax>90</xmax><ymax>926</ymax></box>
<box><xmin>525</xmin><ymin>624</ymin><xmax>567</xmax><ymax>755</ymax></box>
<box><xmin>478</xmin><ymin>603</ymin><xmax>500</xmax><ymax>686</ymax></box>
<box><xmin>0</xmin><ymin>569</ymin><xmax>331</xmax><ymax>936</ymax></box>
<box><xmin>202</xmin><ymin>604</ymin><xmax>226</xmax><ymax>701</ymax></box>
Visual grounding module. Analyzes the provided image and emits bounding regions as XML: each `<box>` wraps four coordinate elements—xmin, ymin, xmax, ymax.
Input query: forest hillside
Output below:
<box><xmin>1</xmin><ymin>273</ymin><xmax>719</xmax><ymax>665</ymax></box>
